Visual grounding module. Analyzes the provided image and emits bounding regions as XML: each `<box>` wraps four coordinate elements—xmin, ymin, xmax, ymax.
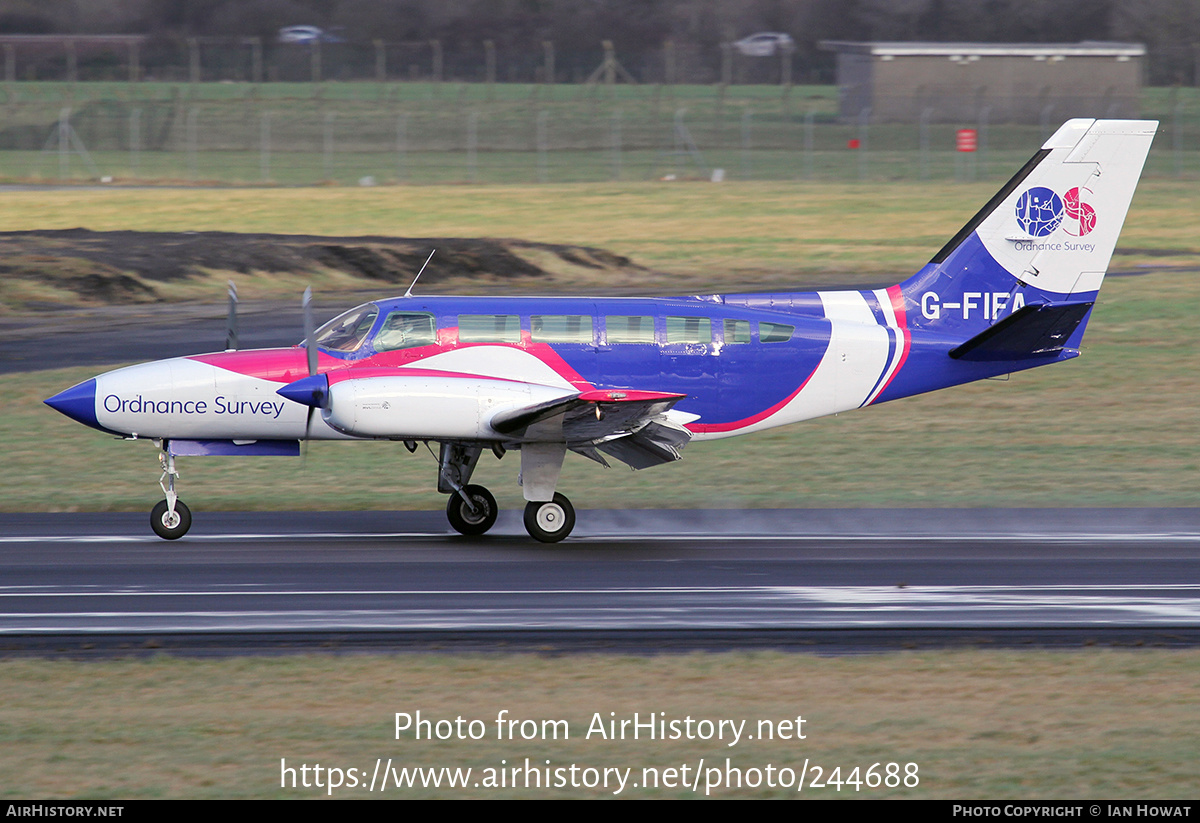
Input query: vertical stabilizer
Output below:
<box><xmin>899</xmin><ymin>119</ymin><xmax>1157</xmax><ymax>343</ymax></box>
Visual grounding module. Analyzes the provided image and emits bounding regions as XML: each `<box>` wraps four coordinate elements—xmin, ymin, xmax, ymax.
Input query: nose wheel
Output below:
<box><xmin>151</xmin><ymin>499</ymin><xmax>192</xmax><ymax>540</ymax></box>
<box><xmin>523</xmin><ymin>493</ymin><xmax>575</xmax><ymax>543</ymax></box>
<box><xmin>446</xmin><ymin>484</ymin><xmax>499</xmax><ymax>535</ymax></box>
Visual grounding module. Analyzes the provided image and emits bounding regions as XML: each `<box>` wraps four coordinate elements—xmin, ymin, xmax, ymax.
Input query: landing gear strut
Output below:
<box><xmin>437</xmin><ymin>443</ymin><xmax>500</xmax><ymax>536</ymax></box>
<box><xmin>151</xmin><ymin>444</ymin><xmax>192</xmax><ymax>539</ymax></box>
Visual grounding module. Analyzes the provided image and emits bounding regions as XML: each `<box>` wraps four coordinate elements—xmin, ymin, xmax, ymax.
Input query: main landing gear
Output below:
<box><xmin>436</xmin><ymin>441</ymin><xmax>576</xmax><ymax>542</ymax></box>
<box><xmin>523</xmin><ymin>494</ymin><xmax>576</xmax><ymax>543</ymax></box>
<box><xmin>151</xmin><ymin>444</ymin><xmax>192</xmax><ymax>540</ymax></box>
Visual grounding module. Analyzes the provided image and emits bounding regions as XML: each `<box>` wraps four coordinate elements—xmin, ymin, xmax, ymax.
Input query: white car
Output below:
<box><xmin>733</xmin><ymin>32</ymin><xmax>794</xmax><ymax>57</ymax></box>
<box><xmin>278</xmin><ymin>25</ymin><xmax>342</xmax><ymax>44</ymax></box>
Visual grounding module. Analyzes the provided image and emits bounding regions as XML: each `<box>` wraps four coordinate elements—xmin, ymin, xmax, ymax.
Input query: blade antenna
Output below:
<box><xmin>224</xmin><ymin>280</ymin><xmax>239</xmax><ymax>351</ymax></box>
<box><xmin>405</xmin><ymin>249</ymin><xmax>436</xmax><ymax>298</ymax></box>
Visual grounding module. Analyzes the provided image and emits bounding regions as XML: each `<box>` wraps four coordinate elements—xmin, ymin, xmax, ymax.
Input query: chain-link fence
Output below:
<box><xmin>2</xmin><ymin>82</ymin><xmax>1197</xmax><ymax>185</ymax></box>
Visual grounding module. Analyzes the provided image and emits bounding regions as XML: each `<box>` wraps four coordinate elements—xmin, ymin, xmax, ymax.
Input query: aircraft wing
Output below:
<box><xmin>491</xmin><ymin>388</ymin><xmax>692</xmax><ymax>469</ymax></box>
<box><xmin>278</xmin><ymin>370</ymin><xmax>692</xmax><ymax>469</ymax></box>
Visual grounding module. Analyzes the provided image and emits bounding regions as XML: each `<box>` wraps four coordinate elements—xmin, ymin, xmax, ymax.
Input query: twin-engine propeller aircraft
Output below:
<box><xmin>46</xmin><ymin>119</ymin><xmax>1157</xmax><ymax>542</ymax></box>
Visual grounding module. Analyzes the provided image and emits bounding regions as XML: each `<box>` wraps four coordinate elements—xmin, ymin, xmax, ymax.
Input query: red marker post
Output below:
<box><xmin>956</xmin><ymin>129</ymin><xmax>977</xmax><ymax>152</ymax></box>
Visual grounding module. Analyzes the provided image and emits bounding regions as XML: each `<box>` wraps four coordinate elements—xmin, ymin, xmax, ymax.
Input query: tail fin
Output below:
<box><xmin>900</xmin><ymin>119</ymin><xmax>1157</xmax><ymax>347</ymax></box>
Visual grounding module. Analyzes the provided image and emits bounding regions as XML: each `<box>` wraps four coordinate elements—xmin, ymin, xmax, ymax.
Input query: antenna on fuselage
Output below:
<box><xmin>224</xmin><ymin>280</ymin><xmax>239</xmax><ymax>351</ymax></box>
<box><xmin>404</xmin><ymin>249</ymin><xmax>436</xmax><ymax>298</ymax></box>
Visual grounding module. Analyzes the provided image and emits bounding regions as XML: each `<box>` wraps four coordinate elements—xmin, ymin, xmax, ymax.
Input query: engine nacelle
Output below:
<box><xmin>323</xmin><ymin>374</ymin><xmax>574</xmax><ymax>439</ymax></box>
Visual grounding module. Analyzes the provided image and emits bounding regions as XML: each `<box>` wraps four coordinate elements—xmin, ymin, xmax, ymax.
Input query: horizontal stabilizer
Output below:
<box><xmin>948</xmin><ymin>301</ymin><xmax>1093</xmax><ymax>362</ymax></box>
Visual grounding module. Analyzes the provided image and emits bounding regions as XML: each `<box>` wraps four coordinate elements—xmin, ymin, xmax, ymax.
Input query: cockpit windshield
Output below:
<box><xmin>309</xmin><ymin>304</ymin><xmax>379</xmax><ymax>352</ymax></box>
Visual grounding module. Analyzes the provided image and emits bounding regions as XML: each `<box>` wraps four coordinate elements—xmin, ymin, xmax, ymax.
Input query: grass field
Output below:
<box><xmin>1</xmin><ymin>651</ymin><xmax>1198</xmax><ymax>799</ymax></box>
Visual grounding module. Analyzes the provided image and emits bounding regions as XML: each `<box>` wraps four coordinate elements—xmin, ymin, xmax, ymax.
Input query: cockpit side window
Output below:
<box><xmin>374</xmin><ymin>311</ymin><xmax>436</xmax><ymax>351</ymax></box>
<box><xmin>313</xmin><ymin>304</ymin><xmax>379</xmax><ymax>352</ymax></box>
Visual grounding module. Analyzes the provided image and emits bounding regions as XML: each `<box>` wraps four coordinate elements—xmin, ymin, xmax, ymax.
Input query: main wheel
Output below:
<box><xmin>150</xmin><ymin>499</ymin><xmax>192</xmax><ymax>540</ymax></box>
<box><xmin>446</xmin><ymin>484</ymin><xmax>498</xmax><ymax>536</ymax></box>
<box><xmin>523</xmin><ymin>493</ymin><xmax>576</xmax><ymax>543</ymax></box>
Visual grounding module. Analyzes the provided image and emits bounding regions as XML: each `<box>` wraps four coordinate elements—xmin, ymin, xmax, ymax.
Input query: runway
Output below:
<box><xmin>2</xmin><ymin>508</ymin><xmax>1199</xmax><ymax>655</ymax></box>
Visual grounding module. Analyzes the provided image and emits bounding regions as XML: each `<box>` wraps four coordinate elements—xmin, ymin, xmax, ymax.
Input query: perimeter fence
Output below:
<box><xmin>4</xmin><ymin>82</ymin><xmax>1199</xmax><ymax>185</ymax></box>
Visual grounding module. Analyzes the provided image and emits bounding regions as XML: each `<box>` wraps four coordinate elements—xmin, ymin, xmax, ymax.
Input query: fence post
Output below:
<box><xmin>375</xmin><ymin>39</ymin><xmax>386</xmax><ymax>82</ymax></box>
<box><xmin>536</xmin><ymin>110</ymin><xmax>548</xmax><ymax>183</ymax></box>
<box><xmin>59</xmin><ymin>108</ymin><xmax>70</xmax><ymax>180</ymax></box>
<box><xmin>431</xmin><ymin>40</ymin><xmax>443</xmax><ymax>84</ymax></box>
<box><xmin>260</xmin><ymin>112</ymin><xmax>270</xmax><ymax>182</ymax></box>
<box><xmin>857</xmin><ymin>107</ymin><xmax>870</xmax><ymax>181</ymax></box>
<box><xmin>1173</xmin><ymin>94</ymin><xmax>1184</xmax><ymax>177</ymax></box>
<box><xmin>65</xmin><ymin>39</ymin><xmax>76</xmax><ymax>83</ymax></box>
<box><xmin>4</xmin><ymin>44</ymin><xmax>13</xmax><ymax>85</ymax></box>
<box><xmin>188</xmin><ymin>38</ymin><xmax>199</xmax><ymax>84</ymax></box>
<box><xmin>323</xmin><ymin>111</ymin><xmax>334</xmax><ymax>181</ymax></box>
<box><xmin>978</xmin><ymin>106</ymin><xmax>990</xmax><ymax>178</ymax></box>
<box><xmin>919</xmin><ymin>107</ymin><xmax>933</xmax><ymax>181</ymax></box>
<box><xmin>311</xmin><ymin>41</ymin><xmax>322</xmax><ymax>83</ymax></box>
<box><xmin>741</xmin><ymin>109</ymin><xmax>752</xmax><ymax>179</ymax></box>
<box><xmin>129</xmin><ymin>108</ymin><xmax>140</xmax><ymax>177</ymax></box>
<box><xmin>396</xmin><ymin>113</ymin><xmax>407</xmax><ymax>182</ymax></box>
<box><xmin>543</xmin><ymin>41</ymin><xmax>555</xmax><ymax>85</ymax></box>
<box><xmin>664</xmin><ymin>40</ymin><xmax>675</xmax><ymax>85</ymax></box>
<box><xmin>187</xmin><ymin>106</ymin><xmax>198</xmax><ymax>181</ymax></box>
<box><xmin>720</xmin><ymin>42</ymin><xmax>732</xmax><ymax>88</ymax></box>
<box><xmin>128</xmin><ymin>41</ymin><xmax>139</xmax><ymax>83</ymax></box>
<box><xmin>611</xmin><ymin>108</ymin><xmax>622</xmax><ymax>181</ymax></box>
<box><xmin>803</xmin><ymin>109</ymin><xmax>814</xmax><ymax>181</ymax></box>
<box><xmin>485</xmin><ymin>40</ymin><xmax>496</xmax><ymax>96</ymax></box>
<box><xmin>467</xmin><ymin>110</ymin><xmax>478</xmax><ymax>183</ymax></box>
<box><xmin>250</xmin><ymin>37</ymin><xmax>262</xmax><ymax>84</ymax></box>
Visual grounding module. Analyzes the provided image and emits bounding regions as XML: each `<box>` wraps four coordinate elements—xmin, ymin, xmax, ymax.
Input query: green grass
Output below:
<box><xmin>1</xmin><ymin>651</ymin><xmax>1198</xmax><ymax>799</ymax></box>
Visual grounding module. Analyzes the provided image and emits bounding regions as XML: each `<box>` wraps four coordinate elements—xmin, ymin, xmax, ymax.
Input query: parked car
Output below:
<box><xmin>277</xmin><ymin>25</ymin><xmax>344</xmax><ymax>44</ymax></box>
<box><xmin>732</xmin><ymin>32</ymin><xmax>794</xmax><ymax>57</ymax></box>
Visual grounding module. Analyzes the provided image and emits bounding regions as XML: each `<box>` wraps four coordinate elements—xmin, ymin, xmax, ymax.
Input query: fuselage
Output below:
<box><xmin>57</xmin><ymin>288</ymin><xmax>1054</xmax><ymax>445</ymax></box>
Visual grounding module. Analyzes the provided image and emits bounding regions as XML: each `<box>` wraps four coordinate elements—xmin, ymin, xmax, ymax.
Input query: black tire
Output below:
<box><xmin>446</xmin><ymin>485</ymin><xmax>498</xmax><ymax>536</ymax></box>
<box><xmin>150</xmin><ymin>499</ymin><xmax>192</xmax><ymax>540</ymax></box>
<box><xmin>523</xmin><ymin>493</ymin><xmax>575</xmax><ymax>543</ymax></box>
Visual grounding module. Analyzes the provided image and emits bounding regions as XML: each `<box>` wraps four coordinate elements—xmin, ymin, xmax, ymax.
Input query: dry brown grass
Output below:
<box><xmin>1</xmin><ymin>651</ymin><xmax>1197</xmax><ymax>798</ymax></box>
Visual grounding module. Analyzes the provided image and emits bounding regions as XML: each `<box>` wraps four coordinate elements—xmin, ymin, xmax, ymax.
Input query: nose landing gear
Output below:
<box><xmin>151</xmin><ymin>443</ymin><xmax>192</xmax><ymax>540</ymax></box>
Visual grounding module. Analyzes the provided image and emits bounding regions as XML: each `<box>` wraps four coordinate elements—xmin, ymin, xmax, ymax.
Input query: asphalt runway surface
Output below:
<box><xmin>8</xmin><ymin>301</ymin><xmax>1200</xmax><ymax>654</ymax></box>
<box><xmin>3</xmin><ymin>508</ymin><xmax>1199</xmax><ymax>655</ymax></box>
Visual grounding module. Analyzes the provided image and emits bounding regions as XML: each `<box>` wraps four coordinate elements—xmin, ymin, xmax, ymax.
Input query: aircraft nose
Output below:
<box><xmin>45</xmin><ymin>378</ymin><xmax>102</xmax><ymax>430</ymax></box>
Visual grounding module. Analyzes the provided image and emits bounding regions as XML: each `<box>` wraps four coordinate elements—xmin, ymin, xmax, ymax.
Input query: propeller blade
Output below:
<box><xmin>302</xmin><ymin>286</ymin><xmax>316</xmax><ymax>378</ymax></box>
<box><xmin>301</xmin><ymin>286</ymin><xmax>316</xmax><ymax>462</ymax></box>
<box><xmin>224</xmin><ymin>280</ymin><xmax>239</xmax><ymax>351</ymax></box>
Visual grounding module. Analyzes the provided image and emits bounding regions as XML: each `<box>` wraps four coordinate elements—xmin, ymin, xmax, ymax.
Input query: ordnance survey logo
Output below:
<box><xmin>1015</xmin><ymin>186</ymin><xmax>1097</xmax><ymax>237</ymax></box>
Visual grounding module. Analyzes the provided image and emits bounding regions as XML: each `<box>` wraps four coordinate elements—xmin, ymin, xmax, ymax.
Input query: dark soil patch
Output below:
<box><xmin>0</xmin><ymin>229</ymin><xmax>643</xmax><ymax>305</ymax></box>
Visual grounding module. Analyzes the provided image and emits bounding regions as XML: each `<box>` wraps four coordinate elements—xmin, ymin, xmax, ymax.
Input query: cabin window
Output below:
<box><xmin>374</xmin><ymin>311</ymin><xmax>436</xmax><ymax>351</ymax></box>
<box><xmin>458</xmin><ymin>314</ymin><xmax>521</xmax><ymax>343</ymax></box>
<box><xmin>724</xmin><ymin>319</ymin><xmax>751</xmax><ymax>344</ymax></box>
<box><xmin>665</xmin><ymin>316</ymin><xmax>712</xmax><ymax>344</ymax></box>
<box><xmin>605</xmin><ymin>315</ymin><xmax>655</xmax><ymax>344</ymax></box>
<box><xmin>760</xmin><ymin>322</ymin><xmax>794</xmax><ymax>343</ymax></box>
<box><xmin>531</xmin><ymin>315</ymin><xmax>593</xmax><ymax>344</ymax></box>
<box><xmin>313</xmin><ymin>304</ymin><xmax>379</xmax><ymax>352</ymax></box>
